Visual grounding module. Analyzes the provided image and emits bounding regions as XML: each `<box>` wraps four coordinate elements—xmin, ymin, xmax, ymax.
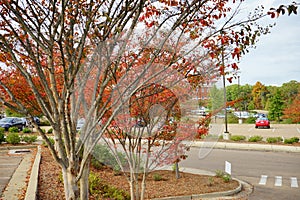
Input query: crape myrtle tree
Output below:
<box><xmin>0</xmin><ymin>0</ymin><xmax>299</xmax><ymax>199</ymax></box>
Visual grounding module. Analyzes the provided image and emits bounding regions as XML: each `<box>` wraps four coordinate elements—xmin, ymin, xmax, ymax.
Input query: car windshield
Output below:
<box><xmin>0</xmin><ymin>118</ymin><xmax>13</xmax><ymax>123</ymax></box>
<box><xmin>258</xmin><ymin>117</ymin><xmax>268</xmax><ymax>121</ymax></box>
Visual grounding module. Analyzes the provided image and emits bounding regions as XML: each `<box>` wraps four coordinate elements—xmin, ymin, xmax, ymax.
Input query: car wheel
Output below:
<box><xmin>267</xmin><ymin>126</ymin><xmax>270</xmax><ymax>129</ymax></box>
<box><xmin>19</xmin><ymin>125</ymin><xmax>24</xmax><ymax>131</ymax></box>
<box><xmin>255</xmin><ymin>126</ymin><xmax>258</xmax><ymax>128</ymax></box>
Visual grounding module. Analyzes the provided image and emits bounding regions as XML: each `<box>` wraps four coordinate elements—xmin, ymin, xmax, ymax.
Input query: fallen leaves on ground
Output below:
<box><xmin>38</xmin><ymin>146</ymin><xmax>240</xmax><ymax>199</ymax></box>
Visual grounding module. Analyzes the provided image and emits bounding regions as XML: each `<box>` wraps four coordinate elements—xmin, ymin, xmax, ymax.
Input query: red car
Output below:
<box><xmin>255</xmin><ymin>117</ymin><xmax>270</xmax><ymax>129</ymax></box>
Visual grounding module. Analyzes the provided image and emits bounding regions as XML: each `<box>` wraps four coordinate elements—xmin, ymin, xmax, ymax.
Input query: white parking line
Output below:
<box><xmin>297</xmin><ymin>128</ymin><xmax>300</xmax><ymax>134</ymax></box>
<box><xmin>291</xmin><ymin>177</ymin><xmax>299</xmax><ymax>188</ymax></box>
<box><xmin>275</xmin><ymin>176</ymin><xmax>282</xmax><ymax>187</ymax></box>
<box><xmin>259</xmin><ymin>175</ymin><xmax>268</xmax><ymax>185</ymax></box>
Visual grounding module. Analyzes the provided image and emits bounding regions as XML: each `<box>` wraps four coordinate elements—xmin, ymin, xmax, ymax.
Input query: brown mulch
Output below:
<box><xmin>37</xmin><ymin>146</ymin><xmax>239</xmax><ymax>200</ymax></box>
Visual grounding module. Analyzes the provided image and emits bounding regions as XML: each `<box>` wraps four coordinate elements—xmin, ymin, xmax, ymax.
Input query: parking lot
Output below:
<box><xmin>0</xmin><ymin>152</ymin><xmax>23</xmax><ymax>197</ymax></box>
<box><xmin>219</xmin><ymin>123</ymin><xmax>300</xmax><ymax>140</ymax></box>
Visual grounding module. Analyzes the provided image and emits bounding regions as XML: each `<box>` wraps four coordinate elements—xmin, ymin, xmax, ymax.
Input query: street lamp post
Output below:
<box><xmin>221</xmin><ymin>41</ymin><xmax>229</xmax><ymax>138</ymax></box>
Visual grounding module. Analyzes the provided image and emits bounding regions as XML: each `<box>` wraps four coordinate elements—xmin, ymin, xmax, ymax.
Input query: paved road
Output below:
<box><xmin>0</xmin><ymin>152</ymin><xmax>23</xmax><ymax>197</ymax></box>
<box><xmin>180</xmin><ymin>148</ymin><xmax>300</xmax><ymax>200</ymax></box>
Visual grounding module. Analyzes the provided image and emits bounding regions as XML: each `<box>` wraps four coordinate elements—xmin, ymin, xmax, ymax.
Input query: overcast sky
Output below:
<box><xmin>237</xmin><ymin>1</ymin><xmax>300</xmax><ymax>86</ymax></box>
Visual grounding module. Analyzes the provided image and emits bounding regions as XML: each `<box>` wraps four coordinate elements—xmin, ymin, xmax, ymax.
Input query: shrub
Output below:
<box><xmin>230</xmin><ymin>135</ymin><xmax>246</xmax><ymax>141</ymax></box>
<box><xmin>92</xmin><ymin>144</ymin><xmax>127</xmax><ymax>172</ymax></box>
<box><xmin>227</xmin><ymin>113</ymin><xmax>238</xmax><ymax>124</ymax></box>
<box><xmin>39</xmin><ymin>120</ymin><xmax>50</xmax><ymax>126</ymax></box>
<box><xmin>284</xmin><ymin>137</ymin><xmax>299</xmax><ymax>144</ymax></box>
<box><xmin>89</xmin><ymin>172</ymin><xmax>130</xmax><ymax>200</ymax></box>
<box><xmin>22</xmin><ymin>135</ymin><xmax>37</xmax><ymax>144</ymax></box>
<box><xmin>0</xmin><ymin>127</ymin><xmax>4</xmax><ymax>134</ymax></box>
<box><xmin>6</xmin><ymin>133</ymin><xmax>21</xmax><ymax>144</ymax></box>
<box><xmin>215</xmin><ymin>170</ymin><xmax>225</xmax><ymax>178</ymax></box>
<box><xmin>245</xmin><ymin>117</ymin><xmax>256</xmax><ymax>124</ymax></box>
<box><xmin>22</xmin><ymin>128</ymin><xmax>32</xmax><ymax>134</ymax></box>
<box><xmin>222</xmin><ymin>173</ymin><xmax>232</xmax><ymax>182</ymax></box>
<box><xmin>8</xmin><ymin>127</ymin><xmax>19</xmax><ymax>133</ymax></box>
<box><xmin>0</xmin><ymin>131</ymin><xmax>5</xmax><ymax>144</ymax></box>
<box><xmin>42</xmin><ymin>137</ymin><xmax>55</xmax><ymax>147</ymax></box>
<box><xmin>248</xmin><ymin>135</ymin><xmax>263</xmax><ymax>142</ymax></box>
<box><xmin>153</xmin><ymin>173</ymin><xmax>163</xmax><ymax>181</ymax></box>
<box><xmin>215</xmin><ymin>170</ymin><xmax>231</xmax><ymax>182</ymax></box>
<box><xmin>47</xmin><ymin>128</ymin><xmax>53</xmax><ymax>134</ymax></box>
<box><xmin>266</xmin><ymin>137</ymin><xmax>282</xmax><ymax>143</ymax></box>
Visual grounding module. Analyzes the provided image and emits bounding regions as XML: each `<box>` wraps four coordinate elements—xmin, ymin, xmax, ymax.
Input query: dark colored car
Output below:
<box><xmin>0</xmin><ymin>117</ymin><xmax>25</xmax><ymax>131</ymax></box>
<box><xmin>255</xmin><ymin>117</ymin><xmax>270</xmax><ymax>129</ymax></box>
<box><xmin>22</xmin><ymin>117</ymin><xmax>41</xmax><ymax>127</ymax></box>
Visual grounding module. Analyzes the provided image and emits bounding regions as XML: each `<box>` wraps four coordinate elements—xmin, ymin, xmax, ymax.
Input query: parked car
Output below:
<box><xmin>22</xmin><ymin>117</ymin><xmax>41</xmax><ymax>127</ymax></box>
<box><xmin>76</xmin><ymin>118</ymin><xmax>85</xmax><ymax>131</ymax></box>
<box><xmin>254</xmin><ymin>113</ymin><xmax>266</xmax><ymax>118</ymax></box>
<box><xmin>0</xmin><ymin>117</ymin><xmax>25</xmax><ymax>131</ymax></box>
<box><xmin>255</xmin><ymin>117</ymin><xmax>270</xmax><ymax>129</ymax></box>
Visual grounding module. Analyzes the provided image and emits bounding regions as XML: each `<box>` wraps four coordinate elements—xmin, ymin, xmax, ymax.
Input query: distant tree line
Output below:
<box><xmin>224</xmin><ymin>80</ymin><xmax>300</xmax><ymax>123</ymax></box>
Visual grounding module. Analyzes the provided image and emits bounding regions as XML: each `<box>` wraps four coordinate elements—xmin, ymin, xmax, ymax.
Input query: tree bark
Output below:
<box><xmin>80</xmin><ymin>154</ymin><xmax>91</xmax><ymax>200</ymax></box>
<box><xmin>62</xmin><ymin>167</ymin><xmax>80</xmax><ymax>200</ymax></box>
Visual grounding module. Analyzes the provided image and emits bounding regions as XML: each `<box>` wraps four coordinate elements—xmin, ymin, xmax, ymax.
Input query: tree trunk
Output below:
<box><xmin>80</xmin><ymin>155</ymin><xmax>91</xmax><ymax>200</ymax></box>
<box><xmin>62</xmin><ymin>167</ymin><xmax>80</xmax><ymax>200</ymax></box>
<box><xmin>129</xmin><ymin>172</ymin><xmax>141</xmax><ymax>200</ymax></box>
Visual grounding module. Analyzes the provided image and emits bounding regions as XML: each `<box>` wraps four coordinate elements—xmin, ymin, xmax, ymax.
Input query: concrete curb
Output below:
<box><xmin>25</xmin><ymin>146</ymin><xmax>41</xmax><ymax>200</ymax></box>
<box><xmin>152</xmin><ymin>167</ymin><xmax>246</xmax><ymax>200</ymax></box>
<box><xmin>0</xmin><ymin>145</ymin><xmax>37</xmax><ymax>151</ymax></box>
<box><xmin>191</xmin><ymin>141</ymin><xmax>300</xmax><ymax>152</ymax></box>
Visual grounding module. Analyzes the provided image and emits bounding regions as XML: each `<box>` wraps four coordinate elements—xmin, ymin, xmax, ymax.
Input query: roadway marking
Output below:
<box><xmin>259</xmin><ymin>175</ymin><xmax>268</xmax><ymax>185</ymax></box>
<box><xmin>275</xmin><ymin>176</ymin><xmax>282</xmax><ymax>187</ymax></box>
<box><xmin>291</xmin><ymin>177</ymin><xmax>298</xmax><ymax>188</ymax></box>
<box><xmin>297</xmin><ymin>128</ymin><xmax>300</xmax><ymax>134</ymax></box>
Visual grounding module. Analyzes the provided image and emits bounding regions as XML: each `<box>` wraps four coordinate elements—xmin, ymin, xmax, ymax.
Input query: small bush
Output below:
<box><xmin>222</xmin><ymin>173</ymin><xmax>232</xmax><ymax>182</ymax></box>
<box><xmin>6</xmin><ymin>133</ymin><xmax>21</xmax><ymax>144</ymax></box>
<box><xmin>92</xmin><ymin>144</ymin><xmax>127</xmax><ymax>172</ymax></box>
<box><xmin>230</xmin><ymin>135</ymin><xmax>246</xmax><ymax>141</ymax></box>
<box><xmin>215</xmin><ymin>170</ymin><xmax>225</xmax><ymax>178</ymax></box>
<box><xmin>0</xmin><ymin>127</ymin><xmax>5</xmax><ymax>134</ymax></box>
<box><xmin>8</xmin><ymin>127</ymin><xmax>19</xmax><ymax>133</ymax></box>
<box><xmin>215</xmin><ymin>170</ymin><xmax>231</xmax><ymax>182</ymax></box>
<box><xmin>266</xmin><ymin>137</ymin><xmax>282</xmax><ymax>143</ymax></box>
<box><xmin>22</xmin><ymin>135</ymin><xmax>37</xmax><ymax>144</ymax></box>
<box><xmin>245</xmin><ymin>117</ymin><xmax>256</xmax><ymax>124</ymax></box>
<box><xmin>0</xmin><ymin>131</ymin><xmax>5</xmax><ymax>144</ymax></box>
<box><xmin>47</xmin><ymin>128</ymin><xmax>53</xmax><ymax>134</ymax></box>
<box><xmin>42</xmin><ymin>137</ymin><xmax>55</xmax><ymax>147</ymax></box>
<box><xmin>153</xmin><ymin>173</ymin><xmax>162</xmax><ymax>181</ymax></box>
<box><xmin>89</xmin><ymin>172</ymin><xmax>130</xmax><ymax>200</ymax></box>
<box><xmin>227</xmin><ymin>113</ymin><xmax>238</xmax><ymax>124</ymax></box>
<box><xmin>248</xmin><ymin>135</ymin><xmax>263</xmax><ymax>142</ymax></box>
<box><xmin>284</xmin><ymin>137</ymin><xmax>299</xmax><ymax>144</ymax></box>
<box><xmin>22</xmin><ymin>128</ymin><xmax>32</xmax><ymax>134</ymax></box>
<box><xmin>39</xmin><ymin>120</ymin><xmax>50</xmax><ymax>126</ymax></box>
